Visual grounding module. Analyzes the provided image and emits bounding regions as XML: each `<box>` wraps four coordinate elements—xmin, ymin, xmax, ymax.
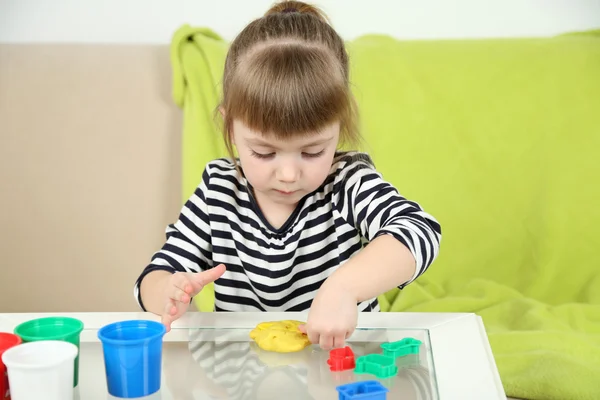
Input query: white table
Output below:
<box><xmin>0</xmin><ymin>312</ymin><xmax>506</xmax><ymax>400</ymax></box>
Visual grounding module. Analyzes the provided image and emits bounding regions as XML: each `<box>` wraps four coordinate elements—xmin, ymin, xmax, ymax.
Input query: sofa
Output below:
<box><xmin>1</xmin><ymin>24</ymin><xmax>598</xmax><ymax>400</ymax></box>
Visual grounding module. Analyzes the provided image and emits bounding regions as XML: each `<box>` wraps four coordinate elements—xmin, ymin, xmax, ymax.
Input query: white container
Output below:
<box><xmin>1</xmin><ymin>340</ymin><xmax>78</xmax><ymax>400</ymax></box>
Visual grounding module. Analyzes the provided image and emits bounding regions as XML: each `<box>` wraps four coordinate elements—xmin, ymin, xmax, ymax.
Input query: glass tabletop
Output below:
<box><xmin>77</xmin><ymin>326</ymin><xmax>439</xmax><ymax>400</ymax></box>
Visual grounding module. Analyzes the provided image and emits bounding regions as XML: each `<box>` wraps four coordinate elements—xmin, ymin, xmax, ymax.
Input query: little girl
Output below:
<box><xmin>134</xmin><ymin>0</ymin><xmax>441</xmax><ymax>350</ymax></box>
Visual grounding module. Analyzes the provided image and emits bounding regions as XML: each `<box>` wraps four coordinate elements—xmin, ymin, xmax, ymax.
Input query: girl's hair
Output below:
<box><xmin>218</xmin><ymin>0</ymin><xmax>360</xmax><ymax>162</ymax></box>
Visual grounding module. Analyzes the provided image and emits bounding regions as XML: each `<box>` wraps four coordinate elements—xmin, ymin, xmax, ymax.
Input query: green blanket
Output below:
<box><xmin>381</xmin><ymin>282</ymin><xmax>600</xmax><ymax>399</ymax></box>
<box><xmin>170</xmin><ymin>24</ymin><xmax>600</xmax><ymax>399</ymax></box>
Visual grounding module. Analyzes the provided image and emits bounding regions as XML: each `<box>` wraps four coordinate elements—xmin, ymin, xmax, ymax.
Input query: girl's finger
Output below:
<box><xmin>173</xmin><ymin>274</ymin><xmax>193</xmax><ymax>295</ymax></box>
<box><xmin>305</xmin><ymin>327</ymin><xmax>319</xmax><ymax>345</ymax></box>
<box><xmin>345</xmin><ymin>328</ymin><xmax>355</xmax><ymax>339</ymax></box>
<box><xmin>169</xmin><ymin>285</ymin><xmax>190</xmax><ymax>304</ymax></box>
<box><xmin>333</xmin><ymin>334</ymin><xmax>346</xmax><ymax>349</ymax></box>
<box><xmin>161</xmin><ymin>300</ymin><xmax>177</xmax><ymax>332</ymax></box>
<box><xmin>319</xmin><ymin>334</ymin><xmax>334</xmax><ymax>351</ymax></box>
<box><xmin>166</xmin><ymin>298</ymin><xmax>177</xmax><ymax>316</ymax></box>
<box><xmin>193</xmin><ymin>264</ymin><xmax>227</xmax><ymax>288</ymax></box>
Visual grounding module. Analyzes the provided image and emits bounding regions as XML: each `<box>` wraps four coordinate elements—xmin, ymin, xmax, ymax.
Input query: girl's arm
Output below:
<box><xmin>331</xmin><ymin>153</ymin><xmax>441</xmax><ymax>299</ymax></box>
<box><xmin>325</xmin><ymin>234</ymin><xmax>416</xmax><ymax>303</ymax></box>
<box><xmin>134</xmin><ymin>167</ymin><xmax>215</xmax><ymax>312</ymax></box>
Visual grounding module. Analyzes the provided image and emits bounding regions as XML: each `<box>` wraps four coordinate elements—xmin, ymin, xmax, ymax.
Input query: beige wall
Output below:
<box><xmin>0</xmin><ymin>44</ymin><xmax>183</xmax><ymax>312</ymax></box>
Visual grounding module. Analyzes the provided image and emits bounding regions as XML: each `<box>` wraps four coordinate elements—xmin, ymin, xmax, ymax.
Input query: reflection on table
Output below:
<box><xmin>161</xmin><ymin>328</ymin><xmax>435</xmax><ymax>400</ymax></box>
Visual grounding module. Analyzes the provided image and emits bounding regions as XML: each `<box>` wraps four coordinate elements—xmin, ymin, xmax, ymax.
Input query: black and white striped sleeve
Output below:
<box><xmin>133</xmin><ymin>167</ymin><xmax>214</xmax><ymax>310</ymax></box>
<box><xmin>333</xmin><ymin>154</ymin><xmax>441</xmax><ymax>287</ymax></box>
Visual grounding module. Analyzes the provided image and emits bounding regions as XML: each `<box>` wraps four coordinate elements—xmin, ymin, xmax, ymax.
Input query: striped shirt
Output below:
<box><xmin>134</xmin><ymin>151</ymin><xmax>441</xmax><ymax>312</ymax></box>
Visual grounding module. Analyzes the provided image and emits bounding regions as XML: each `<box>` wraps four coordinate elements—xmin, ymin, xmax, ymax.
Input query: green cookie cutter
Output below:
<box><xmin>380</xmin><ymin>338</ymin><xmax>422</xmax><ymax>358</ymax></box>
<box><xmin>354</xmin><ymin>353</ymin><xmax>398</xmax><ymax>379</ymax></box>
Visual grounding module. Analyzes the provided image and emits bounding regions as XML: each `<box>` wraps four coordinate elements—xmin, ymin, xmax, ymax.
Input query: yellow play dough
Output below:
<box><xmin>250</xmin><ymin>342</ymin><xmax>311</xmax><ymax>366</ymax></box>
<box><xmin>249</xmin><ymin>320</ymin><xmax>311</xmax><ymax>353</ymax></box>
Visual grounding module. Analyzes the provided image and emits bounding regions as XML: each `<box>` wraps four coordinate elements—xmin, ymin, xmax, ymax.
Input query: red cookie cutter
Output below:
<box><xmin>327</xmin><ymin>346</ymin><xmax>356</xmax><ymax>371</ymax></box>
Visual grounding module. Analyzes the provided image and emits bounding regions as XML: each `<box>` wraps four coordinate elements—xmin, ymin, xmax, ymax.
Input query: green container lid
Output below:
<box><xmin>14</xmin><ymin>317</ymin><xmax>83</xmax><ymax>341</ymax></box>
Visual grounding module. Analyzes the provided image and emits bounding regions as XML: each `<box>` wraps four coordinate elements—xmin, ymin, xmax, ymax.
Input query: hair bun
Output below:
<box><xmin>265</xmin><ymin>1</ymin><xmax>329</xmax><ymax>22</ymax></box>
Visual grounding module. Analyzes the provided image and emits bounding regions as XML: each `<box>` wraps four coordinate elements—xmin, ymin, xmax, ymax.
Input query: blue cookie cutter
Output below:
<box><xmin>336</xmin><ymin>380</ymin><xmax>388</xmax><ymax>399</ymax></box>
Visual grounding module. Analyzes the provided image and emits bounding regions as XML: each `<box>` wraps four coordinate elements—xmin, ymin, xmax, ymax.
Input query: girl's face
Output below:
<box><xmin>231</xmin><ymin>119</ymin><xmax>340</xmax><ymax>207</ymax></box>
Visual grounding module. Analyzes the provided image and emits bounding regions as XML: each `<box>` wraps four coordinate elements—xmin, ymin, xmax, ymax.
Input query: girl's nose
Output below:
<box><xmin>277</xmin><ymin>162</ymin><xmax>300</xmax><ymax>183</ymax></box>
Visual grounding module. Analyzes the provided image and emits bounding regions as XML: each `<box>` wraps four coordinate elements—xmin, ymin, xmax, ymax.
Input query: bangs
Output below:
<box><xmin>223</xmin><ymin>41</ymin><xmax>352</xmax><ymax>138</ymax></box>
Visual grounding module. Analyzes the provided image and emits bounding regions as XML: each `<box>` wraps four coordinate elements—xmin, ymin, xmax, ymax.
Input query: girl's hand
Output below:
<box><xmin>299</xmin><ymin>278</ymin><xmax>358</xmax><ymax>350</ymax></box>
<box><xmin>161</xmin><ymin>264</ymin><xmax>226</xmax><ymax>331</ymax></box>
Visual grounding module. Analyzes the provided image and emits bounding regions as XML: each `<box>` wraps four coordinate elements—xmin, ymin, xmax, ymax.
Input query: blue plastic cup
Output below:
<box><xmin>97</xmin><ymin>320</ymin><xmax>166</xmax><ymax>398</ymax></box>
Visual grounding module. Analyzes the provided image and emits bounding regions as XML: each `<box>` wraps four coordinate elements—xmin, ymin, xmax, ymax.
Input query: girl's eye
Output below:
<box><xmin>251</xmin><ymin>151</ymin><xmax>275</xmax><ymax>159</ymax></box>
<box><xmin>302</xmin><ymin>150</ymin><xmax>325</xmax><ymax>158</ymax></box>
